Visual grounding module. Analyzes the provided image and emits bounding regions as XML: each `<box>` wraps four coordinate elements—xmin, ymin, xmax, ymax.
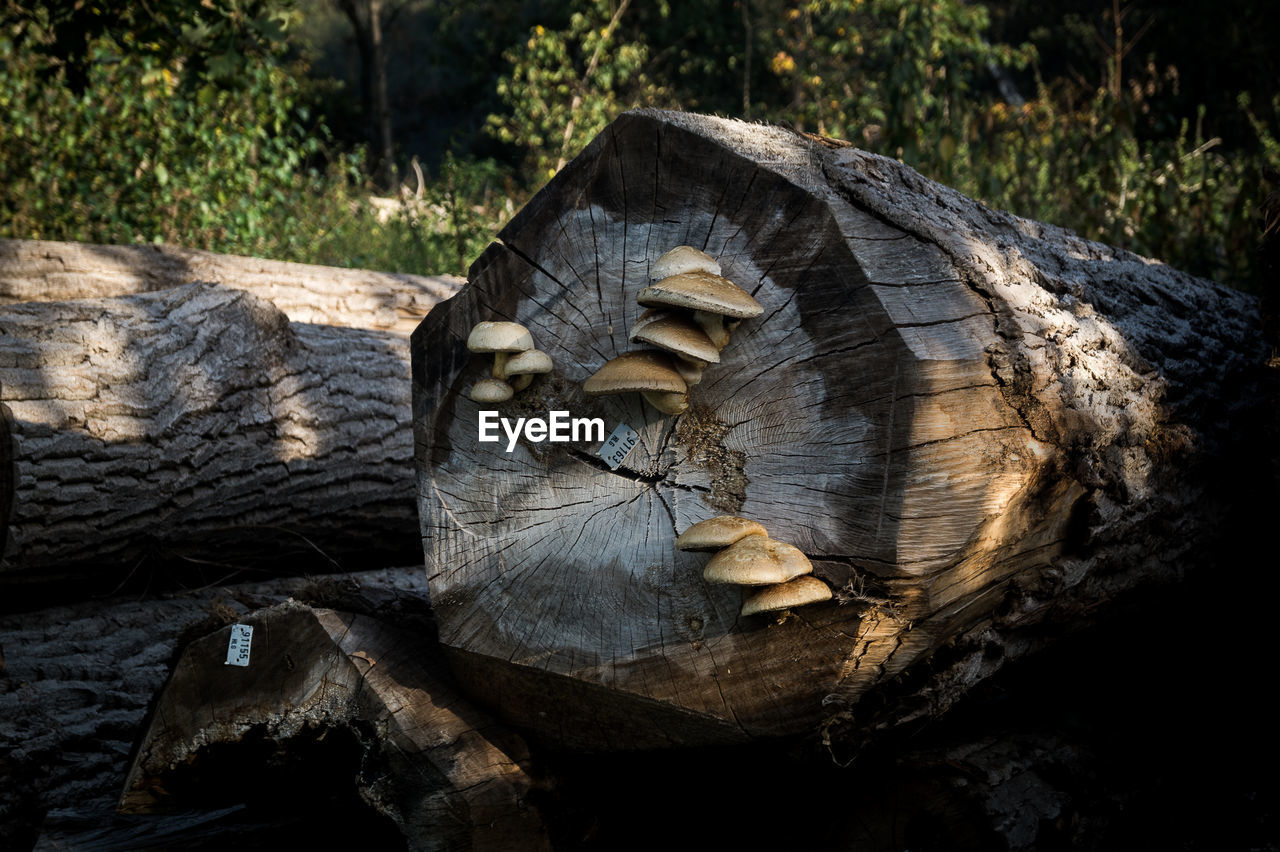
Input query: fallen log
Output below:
<box><xmin>0</xmin><ymin>282</ymin><xmax>419</xmax><ymax>578</ymax></box>
<box><xmin>120</xmin><ymin>600</ymin><xmax>549</xmax><ymax>851</ymax></box>
<box><xmin>0</xmin><ymin>567</ymin><xmax>548</xmax><ymax>850</ymax></box>
<box><xmin>412</xmin><ymin>109</ymin><xmax>1270</xmax><ymax>750</ymax></box>
<box><xmin>0</xmin><ymin>238</ymin><xmax>462</xmax><ymax>335</ymax></box>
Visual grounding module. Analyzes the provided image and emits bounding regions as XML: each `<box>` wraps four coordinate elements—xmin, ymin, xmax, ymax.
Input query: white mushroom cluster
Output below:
<box><xmin>583</xmin><ymin>246</ymin><xmax>762</xmax><ymax>415</ymax></box>
<box><xmin>467</xmin><ymin>321</ymin><xmax>553</xmax><ymax>403</ymax></box>
<box><xmin>676</xmin><ymin>515</ymin><xmax>832</xmax><ymax>618</ymax></box>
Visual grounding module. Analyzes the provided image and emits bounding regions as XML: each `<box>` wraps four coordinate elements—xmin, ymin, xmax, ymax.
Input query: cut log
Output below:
<box><xmin>0</xmin><ymin>238</ymin><xmax>462</xmax><ymax>335</ymax></box>
<box><xmin>0</xmin><ymin>282</ymin><xmax>419</xmax><ymax>577</ymax></box>
<box><xmin>120</xmin><ymin>600</ymin><xmax>549</xmax><ymax>851</ymax></box>
<box><xmin>0</xmin><ymin>566</ymin><xmax>539</xmax><ymax>849</ymax></box>
<box><xmin>412</xmin><ymin>109</ymin><xmax>1270</xmax><ymax>750</ymax></box>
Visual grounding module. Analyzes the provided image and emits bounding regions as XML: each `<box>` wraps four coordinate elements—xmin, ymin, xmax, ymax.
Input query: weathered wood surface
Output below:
<box><xmin>412</xmin><ymin>109</ymin><xmax>1269</xmax><ymax>750</ymax></box>
<box><xmin>0</xmin><ymin>281</ymin><xmax>419</xmax><ymax>576</ymax></box>
<box><xmin>0</xmin><ymin>567</ymin><xmax>431</xmax><ymax>848</ymax></box>
<box><xmin>0</xmin><ymin>238</ymin><xmax>462</xmax><ymax>335</ymax></box>
<box><xmin>121</xmin><ymin>600</ymin><xmax>549</xmax><ymax>851</ymax></box>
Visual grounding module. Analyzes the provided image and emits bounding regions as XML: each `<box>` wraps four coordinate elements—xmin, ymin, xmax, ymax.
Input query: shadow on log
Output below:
<box><xmin>0</xmin><ymin>282</ymin><xmax>419</xmax><ymax>589</ymax></box>
<box><xmin>412</xmin><ymin>109</ymin><xmax>1271</xmax><ymax>751</ymax></box>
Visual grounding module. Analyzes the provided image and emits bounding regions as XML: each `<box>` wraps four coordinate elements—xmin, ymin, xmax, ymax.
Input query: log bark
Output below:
<box><xmin>412</xmin><ymin>109</ymin><xmax>1271</xmax><ymax>750</ymax></box>
<box><xmin>0</xmin><ymin>238</ymin><xmax>461</xmax><ymax>335</ymax></box>
<box><xmin>0</xmin><ymin>281</ymin><xmax>419</xmax><ymax>578</ymax></box>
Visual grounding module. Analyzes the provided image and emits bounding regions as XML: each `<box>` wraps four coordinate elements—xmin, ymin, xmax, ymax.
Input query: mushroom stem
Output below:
<box><xmin>641</xmin><ymin>389</ymin><xmax>689</xmax><ymax>415</ymax></box>
<box><xmin>510</xmin><ymin>373</ymin><xmax>534</xmax><ymax>392</ymax></box>
<box><xmin>693</xmin><ymin>310</ymin><xmax>731</xmax><ymax>350</ymax></box>
<box><xmin>493</xmin><ymin>352</ymin><xmax>510</xmax><ymax>379</ymax></box>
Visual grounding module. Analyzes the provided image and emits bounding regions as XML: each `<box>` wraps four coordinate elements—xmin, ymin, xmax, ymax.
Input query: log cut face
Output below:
<box><xmin>412</xmin><ymin>111</ymin><xmax>1264</xmax><ymax>749</ymax></box>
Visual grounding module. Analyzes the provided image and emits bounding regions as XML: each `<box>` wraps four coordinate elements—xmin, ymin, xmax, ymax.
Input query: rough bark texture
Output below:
<box><xmin>412</xmin><ymin>109</ymin><xmax>1270</xmax><ymax>751</ymax></box>
<box><xmin>0</xmin><ymin>238</ymin><xmax>461</xmax><ymax>335</ymax></box>
<box><xmin>121</xmin><ymin>600</ymin><xmax>549</xmax><ymax>851</ymax></box>
<box><xmin>0</xmin><ymin>281</ymin><xmax>419</xmax><ymax>576</ymax></box>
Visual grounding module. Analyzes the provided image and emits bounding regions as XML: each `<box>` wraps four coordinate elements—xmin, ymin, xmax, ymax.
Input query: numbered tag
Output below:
<box><xmin>225</xmin><ymin>624</ymin><xmax>253</xmax><ymax>667</ymax></box>
<box><xmin>597</xmin><ymin>422</ymin><xmax>639</xmax><ymax>470</ymax></box>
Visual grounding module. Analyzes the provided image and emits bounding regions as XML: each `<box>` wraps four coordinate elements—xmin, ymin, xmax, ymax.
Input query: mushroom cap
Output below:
<box><xmin>503</xmin><ymin>348</ymin><xmax>554</xmax><ymax>377</ymax></box>
<box><xmin>629</xmin><ymin>309</ymin><xmax>721</xmax><ymax>364</ymax></box>
<box><xmin>467</xmin><ymin>321</ymin><xmax>534</xmax><ymax>354</ymax></box>
<box><xmin>676</xmin><ymin>516</ymin><xmax>770</xmax><ymax>551</ymax></box>
<box><xmin>583</xmin><ymin>351</ymin><xmax>687</xmax><ymax>396</ymax></box>
<box><xmin>637</xmin><ymin>271</ymin><xmax>763</xmax><ymax>319</ymax></box>
<box><xmin>640</xmin><ymin>389</ymin><xmax>689</xmax><ymax>415</ymax></box>
<box><xmin>651</xmin><ymin>245</ymin><xmax>721</xmax><ymax>280</ymax></box>
<box><xmin>470</xmin><ymin>377</ymin><xmax>514</xmax><ymax>403</ymax></box>
<box><xmin>703</xmin><ymin>535</ymin><xmax>813</xmax><ymax>585</ymax></box>
<box><xmin>740</xmin><ymin>575</ymin><xmax>833</xmax><ymax>617</ymax></box>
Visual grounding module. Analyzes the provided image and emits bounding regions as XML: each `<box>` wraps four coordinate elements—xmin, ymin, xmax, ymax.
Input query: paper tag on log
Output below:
<box><xmin>225</xmin><ymin>624</ymin><xmax>253</xmax><ymax>667</ymax></box>
<box><xmin>598</xmin><ymin>423</ymin><xmax>639</xmax><ymax>470</ymax></box>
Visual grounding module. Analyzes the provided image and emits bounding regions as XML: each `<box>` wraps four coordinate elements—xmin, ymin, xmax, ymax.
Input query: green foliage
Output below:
<box><xmin>2</xmin><ymin>0</ymin><xmax>1276</xmax><ymax>288</ymax></box>
<box><xmin>0</xmin><ymin>28</ymin><xmax>322</xmax><ymax>254</ymax></box>
<box><xmin>760</xmin><ymin>0</ymin><xmax>1034</xmax><ymax>174</ymax></box>
<box><xmin>294</xmin><ymin>154</ymin><xmax>512</xmax><ymax>277</ymax></box>
<box><xmin>486</xmin><ymin>0</ymin><xmax>658</xmax><ymax>180</ymax></box>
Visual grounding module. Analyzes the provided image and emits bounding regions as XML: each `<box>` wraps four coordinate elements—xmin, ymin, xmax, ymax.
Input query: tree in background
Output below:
<box><xmin>486</xmin><ymin>0</ymin><xmax>656</xmax><ymax>180</ymax></box>
<box><xmin>2</xmin><ymin>0</ymin><xmax>1276</xmax><ymax>287</ymax></box>
<box><xmin>333</xmin><ymin>0</ymin><xmax>407</xmax><ymax>190</ymax></box>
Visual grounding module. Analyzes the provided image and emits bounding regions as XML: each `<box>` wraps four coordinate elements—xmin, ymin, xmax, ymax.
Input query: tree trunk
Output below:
<box><xmin>0</xmin><ymin>238</ymin><xmax>461</xmax><ymax>334</ymax></box>
<box><xmin>411</xmin><ymin>109</ymin><xmax>1271</xmax><ymax>751</ymax></box>
<box><xmin>0</xmin><ymin>282</ymin><xmax>420</xmax><ymax>579</ymax></box>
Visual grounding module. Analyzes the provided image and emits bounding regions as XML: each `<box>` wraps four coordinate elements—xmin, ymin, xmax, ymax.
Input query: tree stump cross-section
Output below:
<box><xmin>412</xmin><ymin>109</ymin><xmax>1267</xmax><ymax>750</ymax></box>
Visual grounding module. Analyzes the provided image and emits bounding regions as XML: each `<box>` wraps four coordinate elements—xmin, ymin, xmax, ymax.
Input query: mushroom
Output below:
<box><xmin>583</xmin><ymin>350</ymin><xmax>689</xmax><ymax>415</ymax></box>
<box><xmin>467</xmin><ymin>321</ymin><xmax>534</xmax><ymax>381</ymax></box>
<box><xmin>702</xmin><ymin>534</ymin><xmax>813</xmax><ymax>586</ymax></box>
<box><xmin>630</xmin><ymin>309</ymin><xmax>721</xmax><ymax>365</ymax></box>
<box><xmin>675</xmin><ymin>516</ymin><xmax>770</xmax><ymax>551</ymax></box>
<box><xmin>640</xmin><ymin>389</ymin><xmax>690</xmax><ymax>416</ymax></box>
<box><xmin>637</xmin><ymin>271</ymin><xmax>762</xmax><ymax>352</ymax></box>
<box><xmin>503</xmin><ymin>348</ymin><xmax>553</xmax><ymax>391</ymax></box>
<box><xmin>740</xmin><ymin>575</ymin><xmax>833</xmax><ymax>617</ymax></box>
<box><xmin>651</xmin><ymin>245</ymin><xmax>722</xmax><ymax>280</ymax></box>
<box><xmin>469</xmin><ymin>377</ymin><xmax>514</xmax><ymax>403</ymax></box>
